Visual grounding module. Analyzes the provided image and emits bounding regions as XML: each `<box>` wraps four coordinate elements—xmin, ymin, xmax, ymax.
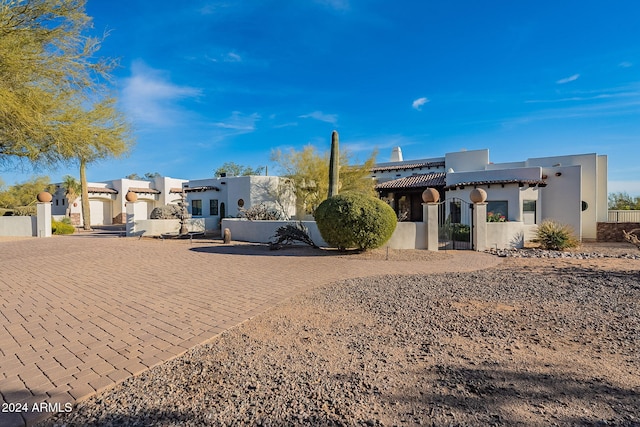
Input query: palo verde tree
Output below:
<box><xmin>0</xmin><ymin>0</ymin><xmax>133</xmax><ymax>228</ymax></box>
<box><xmin>271</xmin><ymin>143</ymin><xmax>377</xmax><ymax>216</ymax></box>
<box><xmin>214</xmin><ymin>162</ymin><xmax>265</xmax><ymax>177</ymax></box>
<box><xmin>65</xmin><ymin>99</ymin><xmax>131</xmax><ymax>229</ymax></box>
<box><xmin>0</xmin><ymin>176</ymin><xmax>53</xmax><ymax>213</ymax></box>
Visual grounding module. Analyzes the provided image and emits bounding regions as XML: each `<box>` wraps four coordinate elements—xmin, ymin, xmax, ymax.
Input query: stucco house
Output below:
<box><xmin>52</xmin><ymin>176</ymin><xmax>187</xmax><ymax>226</ymax></box>
<box><xmin>373</xmin><ymin>148</ymin><xmax>607</xmax><ymax>241</ymax></box>
<box><xmin>52</xmin><ymin>173</ymin><xmax>295</xmax><ymax>230</ymax></box>
<box><xmin>183</xmin><ymin>175</ymin><xmax>295</xmax><ymax>229</ymax></box>
<box><xmin>51</xmin><ymin>146</ymin><xmax>606</xmax><ymax>243</ymax></box>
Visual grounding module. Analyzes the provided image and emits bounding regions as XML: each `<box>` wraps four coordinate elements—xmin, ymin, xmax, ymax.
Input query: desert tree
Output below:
<box><xmin>608</xmin><ymin>192</ymin><xmax>640</xmax><ymax>210</ymax></box>
<box><xmin>214</xmin><ymin>162</ymin><xmax>265</xmax><ymax>177</ymax></box>
<box><xmin>0</xmin><ymin>0</ymin><xmax>133</xmax><ymax>228</ymax></box>
<box><xmin>0</xmin><ymin>176</ymin><xmax>53</xmax><ymax>214</ymax></box>
<box><xmin>270</xmin><ymin>143</ymin><xmax>377</xmax><ymax>216</ymax></box>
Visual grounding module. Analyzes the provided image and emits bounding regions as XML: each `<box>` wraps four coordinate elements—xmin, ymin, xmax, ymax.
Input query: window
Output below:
<box><xmin>523</xmin><ymin>200</ymin><xmax>536</xmax><ymax>225</ymax></box>
<box><xmin>209</xmin><ymin>199</ymin><xmax>219</xmax><ymax>216</ymax></box>
<box><xmin>487</xmin><ymin>200</ymin><xmax>508</xmax><ymax>222</ymax></box>
<box><xmin>192</xmin><ymin>199</ymin><xmax>202</xmax><ymax>216</ymax></box>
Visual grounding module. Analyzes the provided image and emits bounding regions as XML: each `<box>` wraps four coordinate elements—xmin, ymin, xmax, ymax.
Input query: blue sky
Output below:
<box><xmin>3</xmin><ymin>0</ymin><xmax>640</xmax><ymax>196</ymax></box>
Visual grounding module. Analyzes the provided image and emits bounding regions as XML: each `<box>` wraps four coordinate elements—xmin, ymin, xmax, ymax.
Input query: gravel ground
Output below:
<box><xmin>41</xmin><ymin>249</ymin><xmax>640</xmax><ymax>427</ymax></box>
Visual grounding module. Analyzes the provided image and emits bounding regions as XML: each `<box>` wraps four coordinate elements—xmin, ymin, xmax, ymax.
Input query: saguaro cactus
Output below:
<box><xmin>328</xmin><ymin>130</ymin><xmax>339</xmax><ymax>198</ymax></box>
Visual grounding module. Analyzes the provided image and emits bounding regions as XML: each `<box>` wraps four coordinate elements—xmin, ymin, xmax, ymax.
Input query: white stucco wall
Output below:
<box><xmin>540</xmin><ymin>165</ymin><xmax>583</xmax><ymax>240</ymax></box>
<box><xmin>0</xmin><ymin>216</ymin><xmax>36</xmax><ymax>237</ymax></box>
<box><xmin>187</xmin><ymin>176</ymin><xmax>295</xmax><ymax>226</ymax></box>
<box><xmin>447</xmin><ymin>167</ymin><xmax>542</xmax><ymax>187</ymax></box>
<box><xmin>248</xmin><ymin>176</ymin><xmax>296</xmax><ymax>219</ymax></box>
<box><xmin>445</xmin><ymin>149</ymin><xmax>489</xmax><ymax>172</ymax></box>
<box><xmin>131</xmin><ymin>218</ymin><xmax>206</xmax><ymax>237</ymax></box>
<box><xmin>112</xmin><ymin>179</ymin><xmax>160</xmax><ymax>221</ymax></box>
<box><xmin>596</xmin><ymin>155</ymin><xmax>608</xmax><ymax>223</ymax></box>
<box><xmin>486</xmin><ymin>161</ymin><xmax>527</xmax><ymax>170</ymax></box>
<box><xmin>221</xmin><ymin>219</ymin><xmax>328</xmax><ymax>247</ymax></box>
<box><xmin>528</xmin><ymin>153</ymin><xmax>600</xmax><ymax>240</ymax></box>
<box><xmin>225</xmin><ymin>178</ymin><xmax>250</xmax><ymax>217</ymax></box>
<box><xmin>486</xmin><ymin>222</ymin><xmax>537</xmax><ymax>249</ymax></box>
<box><xmin>385</xmin><ymin>222</ymin><xmax>427</xmax><ymax>249</ymax></box>
<box><xmin>154</xmin><ymin>176</ymin><xmax>188</xmax><ymax>206</ymax></box>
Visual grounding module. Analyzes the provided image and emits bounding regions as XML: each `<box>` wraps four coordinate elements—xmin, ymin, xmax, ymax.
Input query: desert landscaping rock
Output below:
<box><xmin>488</xmin><ymin>247</ymin><xmax>640</xmax><ymax>260</ymax></box>
<box><xmin>41</xmin><ymin>260</ymin><xmax>640</xmax><ymax>426</ymax></box>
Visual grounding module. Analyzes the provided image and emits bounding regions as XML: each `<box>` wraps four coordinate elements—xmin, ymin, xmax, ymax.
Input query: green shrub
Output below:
<box><xmin>533</xmin><ymin>220</ymin><xmax>578</xmax><ymax>251</ymax></box>
<box><xmin>438</xmin><ymin>217</ymin><xmax>470</xmax><ymax>241</ymax></box>
<box><xmin>14</xmin><ymin>206</ymin><xmax>36</xmax><ymax>216</ymax></box>
<box><xmin>52</xmin><ymin>220</ymin><xmax>75</xmax><ymax>235</ymax></box>
<box><xmin>314</xmin><ymin>192</ymin><xmax>397</xmax><ymax>251</ymax></box>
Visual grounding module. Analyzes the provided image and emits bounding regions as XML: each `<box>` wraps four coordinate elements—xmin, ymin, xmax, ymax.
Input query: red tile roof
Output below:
<box><xmin>445</xmin><ymin>179</ymin><xmax>547</xmax><ymax>190</ymax></box>
<box><xmin>375</xmin><ymin>172</ymin><xmax>446</xmax><ymax>190</ymax></box>
<box><xmin>371</xmin><ymin>161</ymin><xmax>445</xmax><ymax>173</ymax></box>
<box><xmin>183</xmin><ymin>186</ymin><xmax>221</xmax><ymax>192</ymax></box>
<box><xmin>87</xmin><ymin>187</ymin><xmax>118</xmax><ymax>194</ymax></box>
<box><xmin>128</xmin><ymin>187</ymin><xmax>161</xmax><ymax>194</ymax></box>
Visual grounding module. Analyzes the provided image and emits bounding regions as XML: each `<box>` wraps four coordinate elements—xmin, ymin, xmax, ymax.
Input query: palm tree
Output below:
<box><xmin>62</xmin><ymin>175</ymin><xmax>81</xmax><ymax>217</ymax></box>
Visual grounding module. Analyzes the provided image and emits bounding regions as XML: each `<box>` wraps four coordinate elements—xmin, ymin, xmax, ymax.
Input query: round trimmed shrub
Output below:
<box><xmin>314</xmin><ymin>192</ymin><xmax>397</xmax><ymax>251</ymax></box>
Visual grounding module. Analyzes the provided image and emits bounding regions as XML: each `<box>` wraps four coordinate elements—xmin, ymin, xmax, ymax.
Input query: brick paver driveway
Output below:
<box><xmin>0</xmin><ymin>233</ymin><xmax>501</xmax><ymax>426</ymax></box>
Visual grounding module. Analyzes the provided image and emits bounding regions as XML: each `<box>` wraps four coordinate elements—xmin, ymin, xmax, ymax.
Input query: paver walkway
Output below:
<box><xmin>0</xmin><ymin>234</ymin><xmax>501</xmax><ymax>427</ymax></box>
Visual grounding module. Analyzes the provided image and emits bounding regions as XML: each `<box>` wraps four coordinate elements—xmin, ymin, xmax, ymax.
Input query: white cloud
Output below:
<box><xmin>205</xmin><ymin>51</ymin><xmax>243</xmax><ymax>63</ymax></box>
<box><xmin>412</xmin><ymin>97</ymin><xmax>429</xmax><ymax>110</ymax></box>
<box><xmin>273</xmin><ymin>122</ymin><xmax>298</xmax><ymax>129</ymax></box>
<box><xmin>299</xmin><ymin>111</ymin><xmax>338</xmax><ymax>124</ymax></box>
<box><xmin>345</xmin><ymin>134</ymin><xmax>422</xmax><ymax>154</ymax></box>
<box><xmin>619</xmin><ymin>61</ymin><xmax>633</xmax><ymax>68</ymax></box>
<box><xmin>121</xmin><ymin>61</ymin><xmax>201</xmax><ymax>126</ymax></box>
<box><xmin>556</xmin><ymin>74</ymin><xmax>580</xmax><ymax>84</ymax></box>
<box><xmin>199</xmin><ymin>2</ymin><xmax>233</xmax><ymax>15</ymax></box>
<box><xmin>315</xmin><ymin>0</ymin><xmax>350</xmax><ymax>11</ymax></box>
<box><xmin>213</xmin><ymin>111</ymin><xmax>260</xmax><ymax>132</ymax></box>
<box><xmin>225</xmin><ymin>52</ymin><xmax>242</xmax><ymax>62</ymax></box>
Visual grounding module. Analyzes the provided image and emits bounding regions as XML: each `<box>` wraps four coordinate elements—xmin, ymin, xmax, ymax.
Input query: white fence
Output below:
<box><xmin>608</xmin><ymin>210</ymin><xmax>640</xmax><ymax>223</ymax></box>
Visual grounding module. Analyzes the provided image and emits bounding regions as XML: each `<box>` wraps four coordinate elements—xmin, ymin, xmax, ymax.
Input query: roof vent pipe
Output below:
<box><xmin>391</xmin><ymin>146</ymin><xmax>403</xmax><ymax>162</ymax></box>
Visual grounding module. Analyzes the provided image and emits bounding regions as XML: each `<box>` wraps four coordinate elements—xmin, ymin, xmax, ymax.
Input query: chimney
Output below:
<box><xmin>391</xmin><ymin>146</ymin><xmax>403</xmax><ymax>162</ymax></box>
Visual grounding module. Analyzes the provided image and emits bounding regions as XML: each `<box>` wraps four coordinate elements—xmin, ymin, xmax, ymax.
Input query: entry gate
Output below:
<box><xmin>437</xmin><ymin>198</ymin><xmax>474</xmax><ymax>250</ymax></box>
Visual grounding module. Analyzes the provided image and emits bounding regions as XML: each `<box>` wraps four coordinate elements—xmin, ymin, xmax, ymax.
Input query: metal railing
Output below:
<box><xmin>608</xmin><ymin>210</ymin><xmax>640</xmax><ymax>223</ymax></box>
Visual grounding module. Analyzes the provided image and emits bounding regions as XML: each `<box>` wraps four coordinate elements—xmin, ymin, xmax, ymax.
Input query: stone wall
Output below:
<box><xmin>70</xmin><ymin>213</ymin><xmax>81</xmax><ymax>226</ymax></box>
<box><xmin>597</xmin><ymin>222</ymin><xmax>640</xmax><ymax>242</ymax></box>
<box><xmin>113</xmin><ymin>212</ymin><xmax>125</xmax><ymax>224</ymax></box>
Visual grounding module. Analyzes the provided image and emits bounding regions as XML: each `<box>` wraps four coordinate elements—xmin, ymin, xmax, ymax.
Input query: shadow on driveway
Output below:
<box><xmin>189</xmin><ymin>244</ymin><xmax>334</xmax><ymax>257</ymax></box>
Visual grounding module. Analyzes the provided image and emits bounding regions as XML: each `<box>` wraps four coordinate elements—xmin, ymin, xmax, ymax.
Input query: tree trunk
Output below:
<box><xmin>80</xmin><ymin>159</ymin><xmax>92</xmax><ymax>230</ymax></box>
